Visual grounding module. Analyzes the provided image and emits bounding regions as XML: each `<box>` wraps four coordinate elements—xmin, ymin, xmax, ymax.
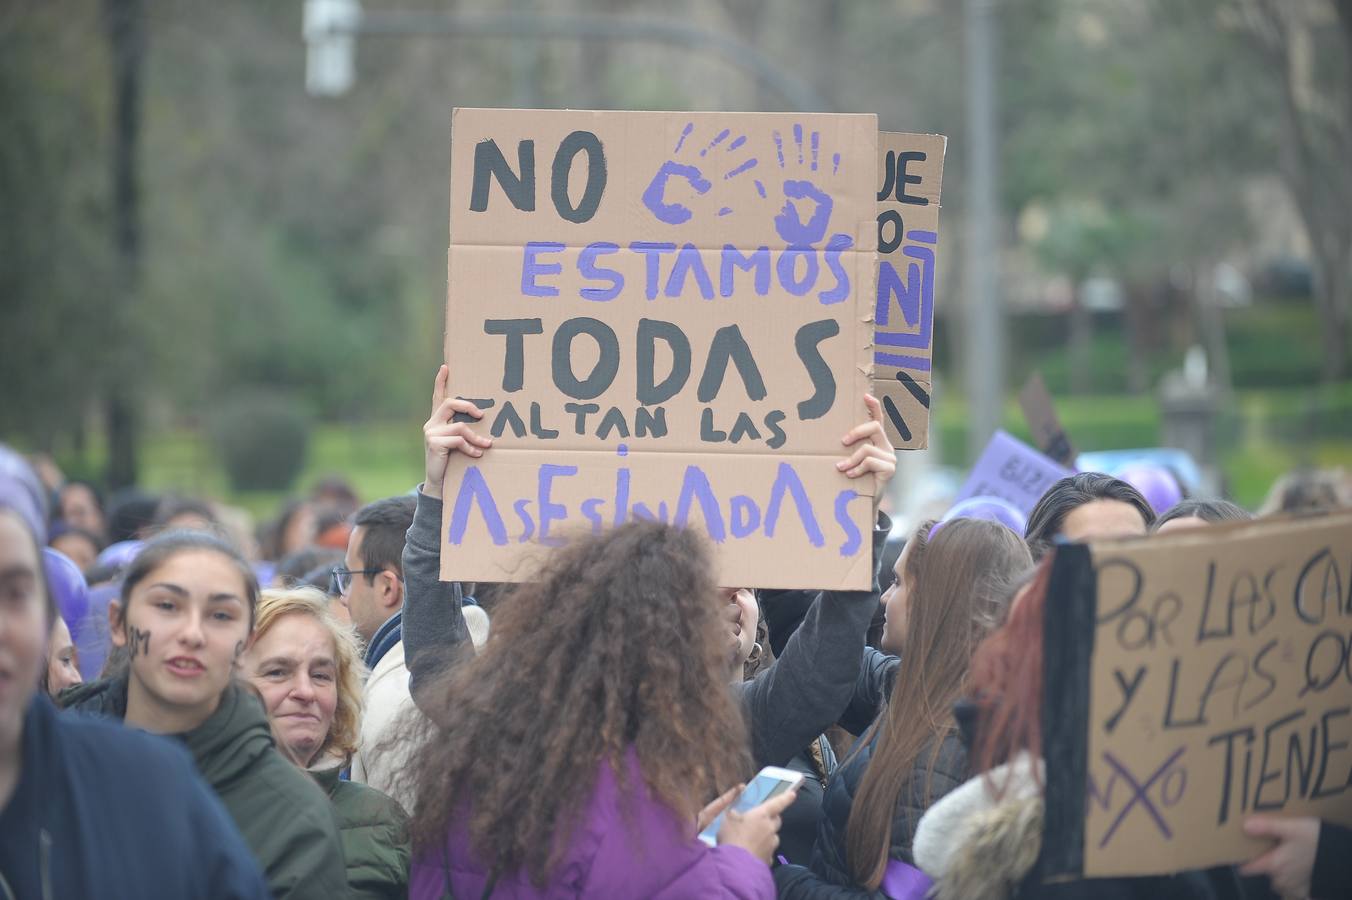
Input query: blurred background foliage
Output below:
<box><xmin>1</xmin><ymin>0</ymin><xmax>1348</xmax><ymax>509</ymax></box>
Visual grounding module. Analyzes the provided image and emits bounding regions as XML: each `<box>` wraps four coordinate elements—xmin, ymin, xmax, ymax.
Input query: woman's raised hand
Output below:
<box><xmin>837</xmin><ymin>394</ymin><xmax>896</xmax><ymax>513</ymax></box>
<box><xmin>422</xmin><ymin>364</ymin><xmax>494</xmax><ymax>499</ymax></box>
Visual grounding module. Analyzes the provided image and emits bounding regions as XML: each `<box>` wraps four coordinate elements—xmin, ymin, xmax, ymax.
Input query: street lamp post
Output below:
<box><xmin>303</xmin><ymin>0</ymin><xmax>361</xmax><ymax>97</ymax></box>
<box><xmin>963</xmin><ymin>0</ymin><xmax>1004</xmax><ymax>462</ymax></box>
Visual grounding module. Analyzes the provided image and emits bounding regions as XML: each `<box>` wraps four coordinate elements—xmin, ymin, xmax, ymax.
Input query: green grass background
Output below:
<box><xmin>49</xmin><ymin>302</ymin><xmax>1352</xmax><ymax>516</ymax></box>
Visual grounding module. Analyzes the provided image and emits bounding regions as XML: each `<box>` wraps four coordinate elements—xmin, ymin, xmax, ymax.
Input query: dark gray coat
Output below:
<box><xmin>774</xmin><ymin>725</ymin><xmax>967</xmax><ymax>899</ymax></box>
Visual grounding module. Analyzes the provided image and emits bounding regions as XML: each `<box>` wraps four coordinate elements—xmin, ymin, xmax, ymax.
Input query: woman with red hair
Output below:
<box><xmin>910</xmin><ymin>558</ymin><xmax>1257</xmax><ymax>900</ymax></box>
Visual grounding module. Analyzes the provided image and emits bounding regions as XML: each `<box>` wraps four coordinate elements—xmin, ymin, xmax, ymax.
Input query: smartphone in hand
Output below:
<box><xmin>697</xmin><ymin>766</ymin><xmax>805</xmax><ymax>847</ymax></box>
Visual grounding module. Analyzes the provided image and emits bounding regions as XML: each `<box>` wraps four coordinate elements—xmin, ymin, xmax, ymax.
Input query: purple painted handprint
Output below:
<box><xmin>771</xmin><ymin>124</ymin><xmax>844</xmax><ymax>246</ymax></box>
<box><xmin>641</xmin><ymin>123</ymin><xmax>760</xmax><ymax>225</ymax></box>
<box><xmin>641</xmin><ymin>121</ymin><xmax>851</xmax><ymax>257</ymax></box>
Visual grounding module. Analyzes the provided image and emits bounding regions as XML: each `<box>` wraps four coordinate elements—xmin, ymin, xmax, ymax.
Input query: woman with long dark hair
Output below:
<box><xmin>1024</xmin><ymin>473</ymin><xmax>1155</xmax><ymax>560</ymax></box>
<box><xmin>775</xmin><ymin>517</ymin><xmax>1032</xmax><ymax>898</ymax></box>
<box><xmin>1152</xmin><ymin>498</ymin><xmax>1251</xmax><ymax>534</ymax></box>
<box><xmin>59</xmin><ymin>531</ymin><xmax>347</xmax><ymax>899</ymax></box>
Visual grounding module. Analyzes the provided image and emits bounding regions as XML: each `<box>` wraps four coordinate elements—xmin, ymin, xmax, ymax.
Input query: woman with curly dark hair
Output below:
<box><xmin>402</xmin><ymin>517</ymin><xmax>792</xmax><ymax>897</ymax></box>
<box><xmin>392</xmin><ymin>367</ymin><xmax>897</xmax><ymax>897</ymax></box>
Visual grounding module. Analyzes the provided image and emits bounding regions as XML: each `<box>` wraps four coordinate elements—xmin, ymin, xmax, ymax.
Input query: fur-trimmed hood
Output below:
<box><xmin>913</xmin><ymin>753</ymin><xmax>1045</xmax><ymax>900</ymax></box>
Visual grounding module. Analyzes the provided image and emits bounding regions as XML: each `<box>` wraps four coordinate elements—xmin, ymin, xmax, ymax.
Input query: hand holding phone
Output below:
<box><xmin>698</xmin><ymin>785</ymin><xmax>744</xmax><ymax>834</ymax></box>
<box><xmin>698</xmin><ymin>766</ymin><xmax>803</xmax><ymax>863</ymax></box>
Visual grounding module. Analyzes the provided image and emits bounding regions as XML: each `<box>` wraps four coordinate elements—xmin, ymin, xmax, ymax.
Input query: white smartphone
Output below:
<box><xmin>697</xmin><ymin>765</ymin><xmax>805</xmax><ymax>847</ymax></box>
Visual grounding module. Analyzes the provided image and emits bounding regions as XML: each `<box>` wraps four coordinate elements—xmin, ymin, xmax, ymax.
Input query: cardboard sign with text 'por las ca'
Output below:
<box><xmin>441</xmin><ymin>108</ymin><xmax>879</xmax><ymax>590</ymax></box>
<box><xmin>1040</xmin><ymin>511</ymin><xmax>1352</xmax><ymax>879</ymax></box>
<box><xmin>873</xmin><ymin>132</ymin><xmax>945</xmax><ymax>449</ymax></box>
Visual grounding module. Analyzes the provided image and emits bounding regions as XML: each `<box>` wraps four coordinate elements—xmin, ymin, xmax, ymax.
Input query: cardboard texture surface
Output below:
<box><xmin>442</xmin><ymin>109</ymin><xmax>879</xmax><ymax>589</ymax></box>
<box><xmin>1019</xmin><ymin>371</ymin><xmax>1077</xmax><ymax>467</ymax></box>
<box><xmin>872</xmin><ymin>132</ymin><xmax>945</xmax><ymax>449</ymax></box>
<box><xmin>1064</xmin><ymin>513</ymin><xmax>1352</xmax><ymax>876</ymax></box>
<box><xmin>954</xmin><ymin>429</ymin><xmax>1072</xmax><ymax>514</ymax></box>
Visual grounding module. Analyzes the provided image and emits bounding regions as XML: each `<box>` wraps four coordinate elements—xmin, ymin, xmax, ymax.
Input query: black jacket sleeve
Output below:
<box><xmin>1312</xmin><ymin>821</ymin><xmax>1352</xmax><ymax>900</ymax></box>
<box><xmin>773</xmin><ymin>864</ymin><xmax>888</xmax><ymax>900</ymax></box>
<box><xmin>760</xmin><ymin>589</ymin><xmax>820</xmax><ymax>658</ymax></box>
<box><xmin>839</xmin><ymin>647</ymin><xmax>899</xmax><ymax>736</ymax></box>
<box><xmin>400</xmin><ymin>488</ymin><xmax>472</xmax><ymax>713</ymax></box>
<box><xmin>733</xmin><ymin>514</ymin><xmax>889</xmax><ymax>769</ymax></box>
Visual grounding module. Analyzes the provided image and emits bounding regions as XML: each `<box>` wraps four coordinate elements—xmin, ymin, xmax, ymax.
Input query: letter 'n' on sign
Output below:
<box><xmin>872</xmin><ymin>132</ymin><xmax>945</xmax><ymax>449</ymax></box>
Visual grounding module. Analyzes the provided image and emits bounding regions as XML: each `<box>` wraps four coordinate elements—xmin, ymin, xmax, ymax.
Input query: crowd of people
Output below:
<box><xmin>1</xmin><ymin>367</ymin><xmax>1349</xmax><ymax>899</ymax></box>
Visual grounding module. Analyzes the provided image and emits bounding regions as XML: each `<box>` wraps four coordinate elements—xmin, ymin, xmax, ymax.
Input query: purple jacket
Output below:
<box><xmin>410</xmin><ymin>751</ymin><xmax>774</xmax><ymax>900</ymax></box>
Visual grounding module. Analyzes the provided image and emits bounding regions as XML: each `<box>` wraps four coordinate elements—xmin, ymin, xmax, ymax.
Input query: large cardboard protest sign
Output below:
<box><xmin>1041</xmin><ymin>512</ymin><xmax>1352</xmax><ymax>878</ymax></box>
<box><xmin>873</xmin><ymin>132</ymin><xmax>945</xmax><ymax>449</ymax></box>
<box><xmin>953</xmin><ymin>429</ymin><xmax>1073</xmax><ymax>515</ymax></box>
<box><xmin>441</xmin><ymin>109</ymin><xmax>879</xmax><ymax>589</ymax></box>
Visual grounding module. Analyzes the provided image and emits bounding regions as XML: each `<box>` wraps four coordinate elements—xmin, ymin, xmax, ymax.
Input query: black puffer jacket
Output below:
<box><xmin>778</xmin><ymin>732</ymin><xmax>838</xmax><ymax>866</ymax></box>
<box><xmin>775</xmin><ymin>723</ymin><xmax>967</xmax><ymax>898</ymax></box>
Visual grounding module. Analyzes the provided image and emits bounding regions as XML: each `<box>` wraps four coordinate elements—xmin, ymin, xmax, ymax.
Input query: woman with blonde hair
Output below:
<box><xmin>242</xmin><ymin>586</ymin><xmax>410</xmax><ymax>900</ymax></box>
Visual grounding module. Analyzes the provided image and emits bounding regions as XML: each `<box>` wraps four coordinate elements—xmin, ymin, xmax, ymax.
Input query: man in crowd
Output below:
<box><xmin>341</xmin><ymin>494</ymin><xmax>488</xmax><ymax>808</ymax></box>
<box><xmin>341</xmin><ymin>495</ymin><xmax>418</xmax><ymax>805</ymax></box>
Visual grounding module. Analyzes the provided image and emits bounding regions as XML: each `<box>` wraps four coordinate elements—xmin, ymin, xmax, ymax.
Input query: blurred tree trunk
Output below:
<box><xmin>509</xmin><ymin>0</ymin><xmax>540</xmax><ymax>107</ymax></box>
<box><xmin>720</xmin><ymin>0</ymin><xmax>771</xmax><ymax>109</ymax></box>
<box><xmin>1193</xmin><ymin>261</ymin><xmax>1234</xmax><ymax>394</ymax></box>
<box><xmin>103</xmin><ymin>0</ymin><xmax>144</xmax><ymax>489</ymax></box>
<box><xmin>1242</xmin><ymin>0</ymin><xmax>1352</xmax><ymax>380</ymax></box>
<box><xmin>577</xmin><ymin>0</ymin><xmax>631</xmax><ymax>108</ymax></box>
<box><xmin>1123</xmin><ymin>282</ymin><xmax>1150</xmax><ymax>395</ymax></box>
<box><xmin>806</xmin><ymin>0</ymin><xmax>845</xmax><ymax>110</ymax></box>
<box><xmin>1069</xmin><ymin>289</ymin><xmax>1092</xmax><ymax>394</ymax></box>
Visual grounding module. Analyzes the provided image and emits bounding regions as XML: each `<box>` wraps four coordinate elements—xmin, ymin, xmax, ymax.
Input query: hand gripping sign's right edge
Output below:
<box><xmin>1037</xmin><ymin>542</ymin><xmax>1097</xmax><ymax>880</ymax></box>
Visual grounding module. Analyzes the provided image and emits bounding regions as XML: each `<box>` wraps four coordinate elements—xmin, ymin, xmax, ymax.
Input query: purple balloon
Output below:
<box><xmin>0</xmin><ymin>444</ymin><xmax>49</xmax><ymax>543</ymax></box>
<box><xmin>43</xmin><ymin>547</ymin><xmax>90</xmax><ymax>629</ymax></box>
<box><xmin>97</xmin><ymin>539</ymin><xmax>145</xmax><ymax>570</ymax></box>
<box><xmin>1116</xmin><ymin>463</ymin><xmax>1183</xmax><ymax>517</ymax></box>
<box><xmin>77</xmin><ymin>582</ymin><xmax>121</xmax><ymax>680</ymax></box>
<box><xmin>931</xmin><ymin>495</ymin><xmax>1029</xmax><ymax>541</ymax></box>
<box><xmin>253</xmin><ymin>561</ymin><xmax>277</xmax><ymax>588</ymax></box>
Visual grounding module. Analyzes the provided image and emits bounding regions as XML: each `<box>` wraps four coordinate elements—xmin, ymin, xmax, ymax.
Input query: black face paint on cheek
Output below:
<box><xmin>128</xmin><ymin>626</ymin><xmax>151</xmax><ymax>660</ymax></box>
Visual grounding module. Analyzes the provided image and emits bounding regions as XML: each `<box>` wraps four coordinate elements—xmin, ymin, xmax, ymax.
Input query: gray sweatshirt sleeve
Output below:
<box><xmin>736</xmin><ymin>514</ymin><xmax>890</xmax><ymax>769</ymax></box>
<box><xmin>401</xmin><ymin>488</ymin><xmax>472</xmax><ymax>712</ymax></box>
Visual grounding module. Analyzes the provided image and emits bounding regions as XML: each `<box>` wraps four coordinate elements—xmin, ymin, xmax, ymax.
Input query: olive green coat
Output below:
<box><xmin>310</xmin><ymin>762</ymin><xmax>410</xmax><ymax>899</ymax></box>
<box><xmin>62</xmin><ymin>677</ymin><xmax>348</xmax><ymax>900</ymax></box>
